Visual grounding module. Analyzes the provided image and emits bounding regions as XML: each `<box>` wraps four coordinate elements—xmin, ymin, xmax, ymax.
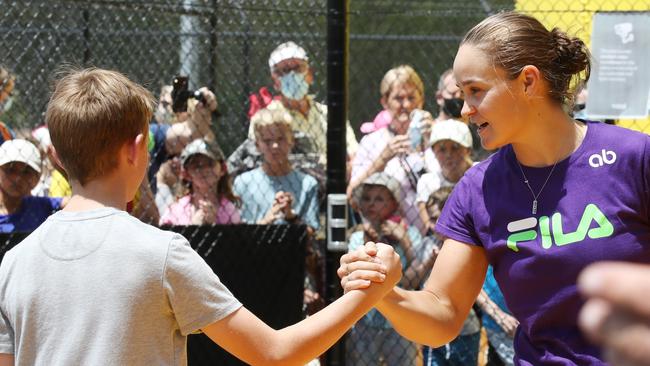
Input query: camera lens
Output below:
<box><xmin>193</xmin><ymin>90</ymin><xmax>205</xmax><ymax>104</ymax></box>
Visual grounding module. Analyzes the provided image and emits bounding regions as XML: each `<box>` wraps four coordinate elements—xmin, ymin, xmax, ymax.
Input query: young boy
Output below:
<box><xmin>233</xmin><ymin>103</ymin><xmax>319</xmax><ymax>231</ymax></box>
<box><xmin>347</xmin><ymin>172</ymin><xmax>425</xmax><ymax>366</ymax></box>
<box><xmin>0</xmin><ymin>139</ymin><xmax>64</xmax><ymax>233</ymax></box>
<box><xmin>0</xmin><ymin>68</ymin><xmax>401</xmax><ymax>366</ymax></box>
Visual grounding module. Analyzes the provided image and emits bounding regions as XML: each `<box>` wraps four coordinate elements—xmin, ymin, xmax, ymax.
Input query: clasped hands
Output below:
<box><xmin>338</xmin><ymin>241</ymin><xmax>402</xmax><ymax>294</ymax></box>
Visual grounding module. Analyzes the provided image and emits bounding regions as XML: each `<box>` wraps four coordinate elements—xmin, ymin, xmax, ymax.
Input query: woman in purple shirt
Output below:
<box><xmin>339</xmin><ymin>11</ymin><xmax>650</xmax><ymax>365</ymax></box>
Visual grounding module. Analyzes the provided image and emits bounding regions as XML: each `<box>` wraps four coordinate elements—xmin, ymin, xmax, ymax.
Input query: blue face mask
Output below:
<box><xmin>573</xmin><ymin>109</ymin><xmax>588</xmax><ymax>120</ymax></box>
<box><xmin>280</xmin><ymin>71</ymin><xmax>309</xmax><ymax>101</ymax></box>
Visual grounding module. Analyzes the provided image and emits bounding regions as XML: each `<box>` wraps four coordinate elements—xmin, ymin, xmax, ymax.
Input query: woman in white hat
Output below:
<box><xmin>0</xmin><ymin>139</ymin><xmax>65</xmax><ymax>233</ymax></box>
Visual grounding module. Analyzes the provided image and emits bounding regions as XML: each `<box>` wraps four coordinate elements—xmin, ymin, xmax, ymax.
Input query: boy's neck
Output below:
<box><xmin>0</xmin><ymin>190</ymin><xmax>23</xmax><ymax>215</ymax></box>
<box><xmin>262</xmin><ymin>160</ymin><xmax>292</xmax><ymax>176</ymax></box>
<box><xmin>65</xmin><ymin>175</ymin><xmax>131</xmax><ymax>212</ymax></box>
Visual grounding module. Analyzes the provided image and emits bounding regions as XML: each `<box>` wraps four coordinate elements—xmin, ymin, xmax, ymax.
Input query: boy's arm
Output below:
<box><xmin>0</xmin><ymin>353</ymin><xmax>13</xmax><ymax>366</ymax></box>
<box><xmin>201</xmin><ymin>243</ymin><xmax>400</xmax><ymax>366</ymax></box>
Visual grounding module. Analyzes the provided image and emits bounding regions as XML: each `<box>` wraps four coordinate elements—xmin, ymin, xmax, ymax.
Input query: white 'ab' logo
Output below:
<box><xmin>588</xmin><ymin>149</ymin><xmax>616</xmax><ymax>168</ymax></box>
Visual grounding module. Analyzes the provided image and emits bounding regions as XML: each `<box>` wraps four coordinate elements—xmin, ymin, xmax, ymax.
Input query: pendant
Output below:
<box><xmin>532</xmin><ymin>199</ymin><xmax>538</xmax><ymax>215</ymax></box>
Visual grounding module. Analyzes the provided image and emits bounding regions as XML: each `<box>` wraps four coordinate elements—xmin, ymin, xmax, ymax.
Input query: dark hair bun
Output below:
<box><xmin>551</xmin><ymin>28</ymin><xmax>590</xmax><ymax>75</ymax></box>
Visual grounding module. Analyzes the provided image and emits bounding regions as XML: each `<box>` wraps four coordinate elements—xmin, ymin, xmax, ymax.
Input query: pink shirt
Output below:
<box><xmin>160</xmin><ymin>195</ymin><xmax>241</xmax><ymax>225</ymax></box>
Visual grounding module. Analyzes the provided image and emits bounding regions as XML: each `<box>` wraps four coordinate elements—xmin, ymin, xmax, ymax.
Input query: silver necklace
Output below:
<box><xmin>516</xmin><ymin>160</ymin><xmax>558</xmax><ymax>215</ymax></box>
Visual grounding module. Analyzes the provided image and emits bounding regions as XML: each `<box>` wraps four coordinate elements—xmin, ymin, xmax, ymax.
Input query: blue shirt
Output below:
<box><xmin>482</xmin><ymin>265</ymin><xmax>511</xmax><ymax>332</ymax></box>
<box><xmin>147</xmin><ymin>122</ymin><xmax>170</xmax><ymax>194</ymax></box>
<box><xmin>233</xmin><ymin>167</ymin><xmax>320</xmax><ymax>230</ymax></box>
<box><xmin>0</xmin><ymin>196</ymin><xmax>62</xmax><ymax>233</ymax></box>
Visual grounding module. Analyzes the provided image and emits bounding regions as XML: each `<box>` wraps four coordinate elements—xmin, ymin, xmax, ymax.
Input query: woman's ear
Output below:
<box><xmin>520</xmin><ymin>65</ymin><xmax>542</xmax><ymax>97</ymax></box>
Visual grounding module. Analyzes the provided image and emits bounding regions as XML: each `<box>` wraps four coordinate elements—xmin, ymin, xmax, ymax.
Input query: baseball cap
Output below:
<box><xmin>268</xmin><ymin>41</ymin><xmax>309</xmax><ymax>70</ymax></box>
<box><xmin>353</xmin><ymin>172</ymin><xmax>401</xmax><ymax>205</ymax></box>
<box><xmin>180</xmin><ymin>139</ymin><xmax>225</xmax><ymax>166</ymax></box>
<box><xmin>0</xmin><ymin>139</ymin><xmax>42</xmax><ymax>174</ymax></box>
<box><xmin>429</xmin><ymin>119</ymin><xmax>472</xmax><ymax>148</ymax></box>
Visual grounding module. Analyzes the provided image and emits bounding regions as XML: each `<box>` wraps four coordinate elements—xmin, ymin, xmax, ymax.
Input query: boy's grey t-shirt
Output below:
<box><xmin>0</xmin><ymin>207</ymin><xmax>242</xmax><ymax>365</ymax></box>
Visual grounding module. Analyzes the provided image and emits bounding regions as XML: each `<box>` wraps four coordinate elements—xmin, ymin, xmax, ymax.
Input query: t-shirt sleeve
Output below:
<box><xmin>0</xmin><ymin>307</ymin><xmax>14</xmax><ymax>354</ymax></box>
<box><xmin>163</xmin><ymin>235</ymin><xmax>242</xmax><ymax>336</ymax></box>
<box><xmin>434</xmin><ymin>176</ymin><xmax>482</xmax><ymax>246</ymax></box>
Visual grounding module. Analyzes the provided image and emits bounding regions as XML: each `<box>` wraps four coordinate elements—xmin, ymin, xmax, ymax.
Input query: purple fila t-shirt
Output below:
<box><xmin>436</xmin><ymin>121</ymin><xmax>650</xmax><ymax>365</ymax></box>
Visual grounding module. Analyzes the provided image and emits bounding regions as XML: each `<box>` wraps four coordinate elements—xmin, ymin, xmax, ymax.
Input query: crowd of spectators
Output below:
<box><xmin>0</xmin><ymin>41</ymin><xmax>549</xmax><ymax>365</ymax></box>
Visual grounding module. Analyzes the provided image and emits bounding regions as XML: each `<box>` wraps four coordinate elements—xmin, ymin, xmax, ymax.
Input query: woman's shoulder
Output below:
<box><xmin>587</xmin><ymin>120</ymin><xmax>650</xmax><ymax>145</ymax></box>
<box><xmin>234</xmin><ymin>167</ymin><xmax>263</xmax><ymax>183</ymax></box>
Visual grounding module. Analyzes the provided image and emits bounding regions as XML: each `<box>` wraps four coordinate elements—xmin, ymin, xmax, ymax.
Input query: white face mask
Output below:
<box><xmin>280</xmin><ymin>71</ymin><xmax>309</xmax><ymax>101</ymax></box>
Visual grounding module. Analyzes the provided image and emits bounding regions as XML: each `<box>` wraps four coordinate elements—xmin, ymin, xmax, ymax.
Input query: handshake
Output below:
<box><xmin>337</xmin><ymin>241</ymin><xmax>402</xmax><ymax>294</ymax></box>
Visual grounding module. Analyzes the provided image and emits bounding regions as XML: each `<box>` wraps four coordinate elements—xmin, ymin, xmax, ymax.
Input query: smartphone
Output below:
<box><xmin>408</xmin><ymin>109</ymin><xmax>424</xmax><ymax>150</ymax></box>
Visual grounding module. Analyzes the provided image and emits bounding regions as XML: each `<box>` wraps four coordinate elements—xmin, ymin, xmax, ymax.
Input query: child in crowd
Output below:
<box><xmin>416</xmin><ymin>119</ymin><xmax>474</xmax><ymax>234</ymax></box>
<box><xmin>233</xmin><ymin>103</ymin><xmax>319</xmax><ymax>231</ymax></box>
<box><xmin>160</xmin><ymin>138</ymin><xmax>240</xmax><ymax>225</ymax></box>
<box><xmin>0</xmin><ymin>139</ymin><xmax>65</xmax><ymax>233</ymax></box>
<box><xmin>347</xmin><ymin>172</ymin><xmax>424</xmax><ymax>366</ymax></box>
<box><xmin>420</xmin><ymin>186</ymin><xmax>482</xmax><ymax>366</ymax></box>
<box><xmin>0</xmin><ymin>68</ymin><xmax>402</xmax><ymax>366</ymax></box>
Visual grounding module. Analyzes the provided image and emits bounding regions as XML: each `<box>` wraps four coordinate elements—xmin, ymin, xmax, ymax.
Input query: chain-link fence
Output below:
<box><xmin>1</xmin><ymin>1</ymin><xmax>650</xmax><ymax>365</ymax></box>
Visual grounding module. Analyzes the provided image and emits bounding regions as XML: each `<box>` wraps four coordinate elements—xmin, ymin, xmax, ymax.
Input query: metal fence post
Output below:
<box><xmin>325</xmin><ymin>0</ymin><xmax>349</xmax><ymax>365</ymax></box>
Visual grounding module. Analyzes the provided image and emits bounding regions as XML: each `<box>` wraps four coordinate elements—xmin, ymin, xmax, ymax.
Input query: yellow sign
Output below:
<box><xmin>516</xmin><ymin>0</ymin><xmax>650</xmax><ymax>133</ymax></box>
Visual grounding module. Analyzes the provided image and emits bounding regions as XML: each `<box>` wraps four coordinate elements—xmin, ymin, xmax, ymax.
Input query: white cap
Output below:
<box><xmin>268</xmin><ymin>41</ymin><xmax>309</xmax><ymax>70</ymax></box>
<box><xmin>429</xmin><ymin>119</ymin><xmax>472</xmax><ymax>148</ymax></box>
<box><xmin>180</xmin><ymin>139</ymin><xmax>225</xmax><ymax>166</ymax></box>
<box><xmin>0</xmin><ymin>139</ymin><xmax>42</xmax><ymax>174</ymax></box>
<box><xmin>352</xmin><ymin>172</ymin><xmax>402</xmax><ymax>205</ymax></box>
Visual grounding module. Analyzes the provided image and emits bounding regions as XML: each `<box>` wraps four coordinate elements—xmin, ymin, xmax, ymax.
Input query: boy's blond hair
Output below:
<box><xmin>380</xmin><ymin>65</ymin><xmax>424</xmax><ymax>100</ymax></box>
<box><xmin>46</xmin><ymin>67</ymin><xmax>154</xmax><ymax>185</ymax></box>
<box><xmin>251</xmin><ymin>100</ymin><xmax>294</xmax><ymax>142</ymax></box>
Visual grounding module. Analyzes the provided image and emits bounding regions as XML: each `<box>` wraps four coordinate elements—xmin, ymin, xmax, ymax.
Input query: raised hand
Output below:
<box><xmin>191</xmin><ymin>199</ymin><xmax>217</xmax><ymax>225</ymax></box>
<box><xmin>578</xmin><ymin>262</ymin><xmax>650</xmax><ymax>365</ymax></box>
<box><xmin>378</xmin><ymin>134</ymin><xmax>410</xmax><ymax>164</ymax></box>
